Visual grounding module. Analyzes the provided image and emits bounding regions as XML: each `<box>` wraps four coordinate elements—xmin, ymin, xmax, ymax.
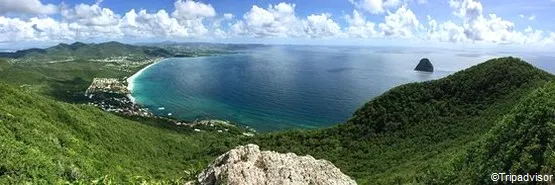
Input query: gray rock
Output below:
<box><xmin>196</xmin><ymin>144</ymin><xmax>357</xmax><ymax>185</ymax></box>
<box><xmin>414</xmin><ymin>58</ymin><xmax>434</xmax><ymax>72</ymax></box>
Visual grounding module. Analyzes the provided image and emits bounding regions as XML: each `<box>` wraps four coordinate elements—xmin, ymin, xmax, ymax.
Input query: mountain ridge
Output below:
<box><xmin>0</xmin><ymin>41</ymin><xmax>174</xmax><ymax>62</ymax></box>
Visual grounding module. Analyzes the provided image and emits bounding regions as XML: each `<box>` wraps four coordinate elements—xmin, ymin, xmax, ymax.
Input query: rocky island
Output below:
<box><xmin>414</xmin><ymin>58</ymin><xmax>434</xmax><ymax>72</ymax></box>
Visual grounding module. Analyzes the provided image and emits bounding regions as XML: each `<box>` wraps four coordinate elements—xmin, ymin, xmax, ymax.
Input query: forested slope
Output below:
<box><xmin>0</xmin><ymin>84</ymin><xmax>241</xmax><ymax>184</ymax></box>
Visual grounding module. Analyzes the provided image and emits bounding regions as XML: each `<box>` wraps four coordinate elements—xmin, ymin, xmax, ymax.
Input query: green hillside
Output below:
<box><xmin>451</xmin><ymin>82</ymin><xmax>555</xmax><ymax>184</ymax></box>
<box><xmin>0</xmin><ymin>83</ymin><xmax>243</xmax><ymax>184</ymax></box>
<box><xmin>0</xmin><ymin>59</ymin><xmax>143</xmax><ymax>102</ymax></box>
<box><xmin>2</xmin><ymin>56</ymin><xmax>555</xmax><ymax>184</ymax></box>
<box><xmin>0</xmin><ymin>41</ymin><xmax>174</xmax><ymax>62</ymax></box>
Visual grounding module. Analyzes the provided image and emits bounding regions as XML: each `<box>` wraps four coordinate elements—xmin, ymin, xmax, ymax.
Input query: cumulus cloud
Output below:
<box><xmin>0</xmin><ymin>0</ymin><xmax>57</xmax><ymax>15</ymax></box>
<box><xmin>0</xmin><ymin>0</ymin><xmax>220</xmax><ymax>42</ymax></box>
<box><xmin>426</xmin><ymin>15</ymin><xmax>466</xmax><ymax>43</ymax></box>
<box><xmin>231</xmin><ymin>3</ymin><xmax>302</xmax><ymax>37</ymax></box>
<box><xmin>378</xmin><ymin>6</ymin><xmax>420</xmax><ymax>38</ymax></box>
<box><xmin>230</xmin><ymin>3</ymin><xmax>342</xmax><ymax>38</ymax></box>
<box><xmin>172</xmin><ymin>0</ymin><xmax>216</xmax><ymax>20</ymax></box>
<box><xmin>0</xmin><ymin>16</ymin><xmax>74</xmax><ymax>42</ymax></box>
<box><xmin>344</xmin><ymin>10</ymin><xmax>379</xmax><ymax>38</ymax></box>
<box><xmin>61</xmin><ymin>1</ymin><xmax>123</xmax><ymax>38</ymax></box>
<box><xmin>435</xmin><ymin>0</ymin><xmax>553</xmax><ymax>45</ymax></box>
<box><xmin>302</xmin><ymin>13</ymin><xmax>342</xmax><ymax>38</ymax></box>
<box><xmin>350</xmin><ymin>0</ymin><xmax>401</xmax><ymax>14</ymax></box>
<box><xmin>170</xmin><ymin>0</ymin><xmax>217</xmax><ymax>37</ymax></box>
<box><xmin>121</xmin><ymin>9</ymin><xmax>189</xmax><ymax>38</ymax></box>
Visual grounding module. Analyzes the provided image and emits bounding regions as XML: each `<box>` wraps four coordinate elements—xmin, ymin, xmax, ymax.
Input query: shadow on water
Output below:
<box><xmin>414</xmin><ymin>71</ymin><xmax>434</xmax><ymax>81</ymax></box>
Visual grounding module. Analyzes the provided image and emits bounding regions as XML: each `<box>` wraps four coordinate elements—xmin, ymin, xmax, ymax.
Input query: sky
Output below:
<box><xmin>1</xmin><ymin>0</ymin><xmax>555</xmax><ymax>50</ymax></box>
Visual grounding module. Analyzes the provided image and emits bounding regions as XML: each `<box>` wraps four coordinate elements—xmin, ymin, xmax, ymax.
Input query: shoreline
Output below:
<box><xmin>126</xmin><ymin>58</ymin><xmax>164</xmax><ymax>103</ymax></box>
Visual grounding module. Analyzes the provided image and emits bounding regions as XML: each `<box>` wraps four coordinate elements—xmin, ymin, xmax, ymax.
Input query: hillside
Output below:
<box><xmin>0</xmin><ymin>83</ymin><xmax>244</xmax><ymax>184</ymax></box>
<box><xmin>2</xmin><ymin>57</ymin><xmax>555</xmax><ymax>184</ymax></box>
<box><xmin>0</xmin><ymin>41</ymin><xmax>174</xmax><ymax>62</ymax></box>
<box><xmin>445</xmin><ymin>82</ymin><xmax>555</xmax><ymax>184</ymax></box>
<box><xmin>252</xmin><ymin>57</ymin><xmax>555</xmax><ymax>184</ymax></box>
<box><xmin>0</xmin><ymin>58</ymin><xmax>145</xmax><ymax>102</ymax></box>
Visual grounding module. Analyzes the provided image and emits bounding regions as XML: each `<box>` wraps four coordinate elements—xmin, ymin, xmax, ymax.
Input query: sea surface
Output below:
<box><xmin>130</xmin><ymin>45</ymin><xmax>555</xmax><ymax>132</ymax></box>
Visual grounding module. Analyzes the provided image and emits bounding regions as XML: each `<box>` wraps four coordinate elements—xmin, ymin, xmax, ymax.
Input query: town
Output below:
<box><xmin>85</xmin><ymin>77</ymin><xmax>152</xmax><ymax>117</ymax></box>
<box><xmin>85</xmin><ymin>78</ymin><xmax>130</xmax><ymax>94</ymax></box>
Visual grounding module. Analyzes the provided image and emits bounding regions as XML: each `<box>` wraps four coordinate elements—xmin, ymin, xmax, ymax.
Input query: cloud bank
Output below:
<box><xmin>0</xmin><ymin>0</ymin><xmax>553</xmax><ymax>46</ymax></box>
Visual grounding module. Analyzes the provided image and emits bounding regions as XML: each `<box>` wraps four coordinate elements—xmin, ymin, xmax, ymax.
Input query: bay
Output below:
<box><xmin>130</xmin><ymin>45</ymin><xmax>553</xmax><ymax>131</ymax></box>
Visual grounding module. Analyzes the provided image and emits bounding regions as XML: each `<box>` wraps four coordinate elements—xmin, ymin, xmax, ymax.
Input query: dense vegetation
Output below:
<box><xmin>451</xmin><ymin>82</ymin><xmax>555</xmax><ymax>184</ymax></box>
<box><xmin>2</xmin><ymin>55</ymin><xmax>555</xmax><ymax>184</ymax></box>
<box><xmin>0</xmin><ymin>83</ymin><xmax>245</xmax><ymax>184</ymax></box>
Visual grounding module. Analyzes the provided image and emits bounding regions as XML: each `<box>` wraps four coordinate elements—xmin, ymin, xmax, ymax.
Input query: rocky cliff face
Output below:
<box><xmin>193</xmin><ymin>144</ymin><xmax>357</xmax><ymax>185</ymax></box>
<box><xmin>414</xmin><ymin>58</ymin><xmax>434</xmax><ymax>72</ymax></box>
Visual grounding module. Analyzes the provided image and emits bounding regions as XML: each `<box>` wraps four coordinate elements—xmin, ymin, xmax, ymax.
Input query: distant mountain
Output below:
<box><xmin>0</xmin><ymin>41</ymin><xmax>175</xmax><ymax>62</ymax></box>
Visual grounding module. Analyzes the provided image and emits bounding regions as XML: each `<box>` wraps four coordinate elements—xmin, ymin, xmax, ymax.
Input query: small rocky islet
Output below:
<box><xmin>414</xmin><ymin>58</ymin><xmax>434</xmax><ymax>72</ymax></box>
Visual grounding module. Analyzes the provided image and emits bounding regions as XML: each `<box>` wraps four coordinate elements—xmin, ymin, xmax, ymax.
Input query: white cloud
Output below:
<box><xmin>302</xmin><ymin>13</ymin><xmax>342</xmax><ymax>38</ymax></box>
<box><xmin>121</xmin><ymin>9</ymin><xmax>189</xmax><ymax>38</ymax></box>
<box><xmin>230</xmin><ymin>3</ymin><xmax>344</xmax><ymax>39</ymax></box>
<box><xmin>378</xmin><ymin>6</ymin><xmax>420</xmax><ymax>38</ymax></box>
<box><xmin>0</xmin><ymin>0</ymin><xmax>554</xmax><ymax>47</ymax></box>
<box><xmin>0</xmin><ymin>0</ymin><xmax>57</xmax><ymax>15</ymax></box>
<box><xmin>448</xmin><ymin>0</ymin><xmax>516</xmax><ymax>43</ymax></box>
<box><xmin>172</xmin><ymin>0</ymin><xmax>216</xmax><ymax>19</ymax></box>
<box><xmin>60</xmin><ymin>1</ymin><xmax>123</xmax><ymax>39</ymax></box>
<box><xmin>0</xmin><ymin>16</ymin><xmax>73</xmax><ymax>42</ymax></box>
<box><xmin>170</xmin><ymin>0</ymin><xmax>217</xmax><ymax>37</ymax></box>
<box><xmin>0</xmin><ymin>0</ymin><xmax>219</xmax><ymax>43</ymax></box>
<box><xmin>344</xmin><ymin>10</ymin><xmax>379</xmax><ymax>38</ymax></box>
<box><xmin>350</xmin><ymin>0</ymin><xmax>401</xmax><ymax>14</ymax></box>
<box><xmin>426</xmin><ymin>15</ymin><xmax>466</xmax><ymax>43</ymax></box>
<box><xmin>230</xmin><ymin>4</ymin><xmax>292</xmax><ymax>37</ymax></box>
<box><xmin>424</xmin><ymin>0</ymin><xmax>553</xmax><ymax>45</ymax></box>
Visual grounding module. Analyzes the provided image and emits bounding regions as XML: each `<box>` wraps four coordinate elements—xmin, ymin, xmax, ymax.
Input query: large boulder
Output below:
<box><xmin>195</xmin><ymin>144</ymin><xmax>357</xmax><ymax>185</ymax></box>
<box><xmin>414</xmin><ymin>58</ymin><xmax>434</xmax><ymax>72</ymax></box>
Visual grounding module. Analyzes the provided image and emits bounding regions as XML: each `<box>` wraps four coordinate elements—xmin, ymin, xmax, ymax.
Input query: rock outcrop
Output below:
<box><xmin>414</xmin><ymin>58</ymin><xmax>434</xmax><ymax>72</ymax></box>
<box><xmin>195</xmin><ymin>144</ymin><xmax>357</xmax><ymax>185</ymax></box>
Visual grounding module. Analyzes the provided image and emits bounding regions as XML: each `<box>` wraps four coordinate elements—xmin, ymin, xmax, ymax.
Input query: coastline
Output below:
<box><xmin>126</xmin><ymin>58</ymin><xmax>164</xmax><ymax>103</ymax></box>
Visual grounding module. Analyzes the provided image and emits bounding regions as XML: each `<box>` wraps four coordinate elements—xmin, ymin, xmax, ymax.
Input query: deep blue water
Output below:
<box><xmin>131</xmin><ymin>45</ymin><xmax>555</xmax><ymax>132</ymax></box>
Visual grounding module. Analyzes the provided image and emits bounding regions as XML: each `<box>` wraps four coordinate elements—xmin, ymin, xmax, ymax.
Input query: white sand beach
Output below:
<box><xmin>126</xmin><ymin>59</ymin><xmax>164</xmax><ymax>103</ymax></box>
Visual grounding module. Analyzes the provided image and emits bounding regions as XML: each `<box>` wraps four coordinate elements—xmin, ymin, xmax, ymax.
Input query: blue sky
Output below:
<box><xmin>1</xmin><ymin>0</ymin><xmax>555</xmax><ymax>49</ymax></box>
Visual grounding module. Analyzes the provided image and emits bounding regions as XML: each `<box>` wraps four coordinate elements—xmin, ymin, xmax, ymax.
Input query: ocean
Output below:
<box><xmin>129</xmin><ymin>45</ymin><xmax>555</xmax><ymax>132</ymax></box>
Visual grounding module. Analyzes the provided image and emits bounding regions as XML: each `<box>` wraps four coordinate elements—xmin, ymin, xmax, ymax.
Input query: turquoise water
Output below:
<box><xmin>130</xmin><ymin>45</ymin><xmax>551</xmax><ymax>132</ymax></box>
